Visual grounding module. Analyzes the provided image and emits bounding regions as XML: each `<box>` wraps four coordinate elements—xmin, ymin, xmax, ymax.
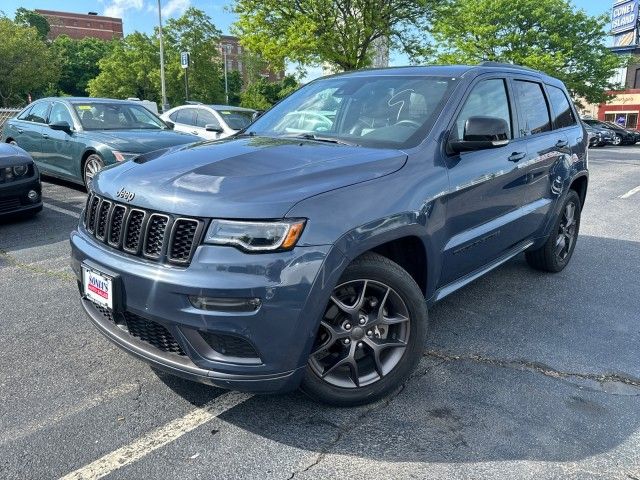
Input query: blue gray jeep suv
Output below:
<box><xmin>71</xmin><ymin>64</ymin><xmax>588</xmax><ymax>406</ymax></box>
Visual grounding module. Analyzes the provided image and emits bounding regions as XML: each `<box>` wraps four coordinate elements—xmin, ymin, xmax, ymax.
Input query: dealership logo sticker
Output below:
<box><xmin>116</xmin><ymin>187</ymin><xmax>135</xmax><ymax>202</ymax></box>
<box><xmin>87</xmin><ymin>274</ymin><xmax>109</xmax><ymax>299</ymax></box>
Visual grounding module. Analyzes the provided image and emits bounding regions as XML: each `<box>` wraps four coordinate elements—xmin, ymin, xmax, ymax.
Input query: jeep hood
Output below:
<box><xmin>93</xmin><ymin>136</ymin><xmax>407</xmax><ymax>218</ymax></box>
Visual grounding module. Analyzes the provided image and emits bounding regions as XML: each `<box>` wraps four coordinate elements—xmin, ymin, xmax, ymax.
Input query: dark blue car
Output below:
<box><xmin>71</xmin><ymin>64</ymin><xmax>588</xmax><ymax>406</ymax></box>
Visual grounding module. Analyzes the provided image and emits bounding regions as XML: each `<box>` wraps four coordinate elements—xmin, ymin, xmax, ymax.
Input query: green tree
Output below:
<box><xmin>0</xmin><ymin>18</ymin><xmax>59</xmax><ymax>106</ymax></box>
<box><xmin>233</xmin><ymin>0</ymin><xmax>435</xmax><ymax>72</ymax></box>
<box><xmin>87</xmin><ymin>33</ymin><xmax>163</xmax><ymax>103</ymax></box>
<box><xmin>51</xmin><ymin>35</ymin><xmax>115</xmax><ymax>97</ymax></box>
<box><xmin>14</xmin><ymin>8</ymin><xmax>50</xmax><ymax>40</ymax></box>
<box><xmin>240</xmin><ymin>76</ymin><xmax>298</xmax><ymax>110</ymax></box>
<box><xmin>164</xmin><ymin>7</ymin><xmax>225</xmax><ymax>104</ymax></box>
<box><xmin>428</xmin><ymin>0</ymin><xmax>626</xmax><ymax>103</ymax></box>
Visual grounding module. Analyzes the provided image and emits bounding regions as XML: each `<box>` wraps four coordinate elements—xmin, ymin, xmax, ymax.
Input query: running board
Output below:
<box><xmin>431</xmin><ymin>240</ymin><xmax>534</xmax><ymax>303</ymax></box>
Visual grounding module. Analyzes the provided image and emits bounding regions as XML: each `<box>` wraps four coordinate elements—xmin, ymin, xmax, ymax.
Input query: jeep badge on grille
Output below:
<box><xmin>116</xmin><ymin>187</ymin><xmax>135</xmax><ymax>202</ymax></box>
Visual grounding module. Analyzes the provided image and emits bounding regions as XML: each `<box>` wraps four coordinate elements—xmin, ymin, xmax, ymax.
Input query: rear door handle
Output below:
<box><xmin>556</xmin><ymin>139</ymin><xmax>568</xmax><ymax>148</ymax></box>
<box><xmin>508</xmin><ymin>152</ymin><xmax>526</xmax><ymax>162</ymax></box>
<box><xmin>42</xmin><ymin>133</ymin><xmax>49</xmax><ymax>139</ymax></box>
<box><xmin>191</xmin><ymin>130</ymin><xmax>199</xmax><ymax>135</ymax></box>
<box><xmin>17</xmin><ymin>129</ymin><xmax>23</xmax><ymax>134</ymax></box>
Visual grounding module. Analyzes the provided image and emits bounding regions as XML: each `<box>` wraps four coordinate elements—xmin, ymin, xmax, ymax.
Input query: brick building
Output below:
<box><xmin>35</xmin><ymin>9</ymin><xmax>123</xmax><ymax>41</ymax></box>
<box><xmin>219</xmin><ymin>35</ymin><xmax>284</xmax><ymax>84</ymax></box>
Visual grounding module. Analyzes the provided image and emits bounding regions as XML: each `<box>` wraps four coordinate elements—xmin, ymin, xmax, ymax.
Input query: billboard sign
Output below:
<box><xmin>180</xmin><ymin>51</ymin><xmax>190</xmax><ymax>69</ymax></box>
<box><xmin>612</xmin><ymin>0</ymin><xmax>638</xmax><ymax>35</ymax></box>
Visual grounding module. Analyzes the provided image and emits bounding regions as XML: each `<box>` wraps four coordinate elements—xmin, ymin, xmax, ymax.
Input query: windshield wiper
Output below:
<box><xmin>286</xmin><ymin>133</ymin><xmax>359</xmax><ymax>147</ymax></box>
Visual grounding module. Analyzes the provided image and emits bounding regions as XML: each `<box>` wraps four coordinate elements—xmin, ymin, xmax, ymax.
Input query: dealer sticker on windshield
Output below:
<box><xmin>82</xmin><ymin>265</ymin><xmax>113</xmax><ymax>310</ymax></box>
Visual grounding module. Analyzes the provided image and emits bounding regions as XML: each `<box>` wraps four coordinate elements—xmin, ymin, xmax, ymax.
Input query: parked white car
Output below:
<box><xmin>160</xmin><ymin>104</ymin><xmax>256</xmax><ymax>140</ymax></box>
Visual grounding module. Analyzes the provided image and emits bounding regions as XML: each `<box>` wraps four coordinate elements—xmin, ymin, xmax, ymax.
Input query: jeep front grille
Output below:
<box><xmin>83</xmin><ymin>193</ymin><xmax>204</xmax><ymax>265</ymax></box>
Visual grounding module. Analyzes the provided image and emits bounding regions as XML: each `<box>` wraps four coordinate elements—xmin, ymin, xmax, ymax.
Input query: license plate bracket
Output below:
<box><xmin>81</xmin><ymin>261</ymin><xmax>123</xmax><ymax>312</ymax></box>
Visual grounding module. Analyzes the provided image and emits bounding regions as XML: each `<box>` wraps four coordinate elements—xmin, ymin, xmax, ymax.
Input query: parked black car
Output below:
<box><xmin>582</xmin><ymin>119</ymin><xmax>636</xmax><ymax>146</ymax></box>
<box><xmin>604</xmin><ymin>121</ymin><xmax>640</xmax><ymax>144</ymax></box>
<box><xmin>583</xmin><ymin>123</ymin><xmax>613</xmax><ymax>147</ymax></box>
<box><xmin>0</xmin><ymin>143</ymin><xmax>42</xmax><ymax>218</ymax></box>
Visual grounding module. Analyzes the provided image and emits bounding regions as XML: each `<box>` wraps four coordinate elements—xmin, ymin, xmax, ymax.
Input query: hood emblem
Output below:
<box><xmin>116</xmin><ymin>187</ymin><xmax>135</xmax><ymax>203</ymax></box>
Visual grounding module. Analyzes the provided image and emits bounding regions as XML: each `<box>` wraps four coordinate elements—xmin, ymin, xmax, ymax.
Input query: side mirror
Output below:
<box><xmin>164</xmin><ymin>120</ymin><xmax>175</xmax><ymax>130</ymax></box>
<box><xmin>49</xmin><ymin>121</ymin><xmax>72</xmax><ymax>134</ymax></box>
<box><xmin>205</xmin><ymin>124</ymin><xmax>223</xmax><ymax>133</ymax></box>
<box><xmin>450</xmin><ymin>116</ymin><xmax>510</xmax><ymax>153</ymax></box>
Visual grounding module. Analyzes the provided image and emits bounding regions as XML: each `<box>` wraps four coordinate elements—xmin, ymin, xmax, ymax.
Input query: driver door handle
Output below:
<box><xmin>508</xmin><ymin>152</ymin><xmax>526</xmax><ymax>163</ymax></box>
<box><xmin>42</xmin><ymin>133</ymin><xmax>49</xmax><ymax>139</ymax></box>
<box><xmin>556</xmin><ymin>139</ymin><xmax>568</xmax><ymax>148</ymax></box>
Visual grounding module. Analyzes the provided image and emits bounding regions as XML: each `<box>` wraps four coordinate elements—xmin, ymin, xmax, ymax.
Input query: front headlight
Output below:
<box><xmin>112</xmin><ymin>151</ymin><xmax>139</xmax><ymax>162</ymax></box>
<box><xmin>13</xmin><ymin>165</ymin><xmax>29</xmax><ymax>176</ymax></box>
<box><xmin>204</xmin><ymin>219</ymin><xmax>306</xmax><ymax>252</ymax></box>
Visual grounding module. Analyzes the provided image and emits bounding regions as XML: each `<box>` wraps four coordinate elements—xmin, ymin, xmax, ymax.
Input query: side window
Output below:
<box><xmin>175</xmin><ymin>108</ymin><xmax>196</xmax><ymax>126</ymax></box>
<box><xmin>169</xmin><ymin>111</ymin><xmax>179</xmax><ymax>121</ymax></box>
<box><xmin>17</xmin><ymin>105</ymin><xmax>33</xmax><ymax>120</ymax></box>
<box><xmin>547</xmin><ymin>86</ymin><xmax>576</xmax><ymax>129</ymax></box>
<box><xmin>49</xmin><ymin>103</ymin><xmax>74</xmax><ymax>126</ymax></box>
<box><xmin>454</xmin><ymin>79</ymin><xmax>512</xmax><ymax>141</ymax></box>
<box><xmin>513</xmin><ymin>80</ymin><xmax>551</xmax><ymax>135</ymax></box>
<box><xmin>195</xmin><ymin>109</ymin><xmax>220</xmax><ymax>128</ymax></box>
<box><xmin>24</xmin><ymin>102</ymin><xmax>51</xmax><ymax>124</ymax></box>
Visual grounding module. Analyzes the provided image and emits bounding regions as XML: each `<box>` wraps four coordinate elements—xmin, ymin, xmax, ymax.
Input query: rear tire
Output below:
<box><xmin>525</xmin><ymin>190</ymin><xmax>581</xmax><ymax>273</ymax></box>
<box><xmin>300</xmin><ymin>252</ymin><xmax>428</xmax><ymax>407</ymax></box>
<box><xmin>83</xmin><ymin>154</ymin><xmax>104</xmax><ymax>189</ymax></box>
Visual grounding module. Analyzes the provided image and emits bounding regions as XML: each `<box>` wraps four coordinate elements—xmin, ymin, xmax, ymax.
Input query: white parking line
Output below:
<box><xmin>0</xmin><ymin>383</ymin><xmax>138</xmax><ymax>446</ymax></box>
<box><xmin>44</xmin><ymin>202</ymin><xmax>81</xmax><ymax>218</ymax></box>
<box><xmin>59</xmin><ymin>391</ymin><xmax>253</xmax><ymax>480</ymax></box>
<box><xmin>619</xmin><ymin>185</ymin><xmax>640</xmax><ymax>199</ymax></box>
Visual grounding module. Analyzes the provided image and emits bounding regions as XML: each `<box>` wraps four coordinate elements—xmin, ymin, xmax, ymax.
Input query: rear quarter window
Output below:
<box><xmin>547</xmin><ymin>85</ymin><xmax>577</xmax><ymax>129</ymax></box>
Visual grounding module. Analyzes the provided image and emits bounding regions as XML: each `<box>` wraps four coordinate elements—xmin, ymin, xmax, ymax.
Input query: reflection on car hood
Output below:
<box><xmin>84</xmin><ymin>129</ymin><xmax>197</xmax><ymax>152</ymax></box>
<box><xmin>93</xmin><ymin>136</ymin><xmax>407</xmax><ymax>218</ymax></box>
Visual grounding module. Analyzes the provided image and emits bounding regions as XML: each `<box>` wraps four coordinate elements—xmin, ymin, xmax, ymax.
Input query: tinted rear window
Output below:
<box><xmin>547</xmin><ymin>85</ymin><xmax>576</xmax><ymax>129</ymax></box>
<box><xmin>514</xmin><ymin>80</ymin><xmax>551</xmax><ymax>135</ymax></box>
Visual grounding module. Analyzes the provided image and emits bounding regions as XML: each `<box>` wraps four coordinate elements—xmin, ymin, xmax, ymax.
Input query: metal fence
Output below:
<box><xmin>0</xmin><ymin>108</ymin><xmax>21</xmax><ymax>130</ymax></box>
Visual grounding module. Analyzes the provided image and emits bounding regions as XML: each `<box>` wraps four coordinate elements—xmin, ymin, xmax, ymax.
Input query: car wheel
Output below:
<box><xmin>525</xmin><ymin>190</ymin><xmax>581</xmax><ymax>273</ymax></box>
<box><xmin>83</xmin><ymin>154</ymin><xmax>104</xmax><ymax>188</ymax></box>
<box><xmin>612</xmin><ymin>135</ymin><xmax>622</xmax><ymax>146</ymax></box>
<box><xmin>301</xmin><ymin>252</ymin><xmax>428</xmax><ymax>407</ymax></box>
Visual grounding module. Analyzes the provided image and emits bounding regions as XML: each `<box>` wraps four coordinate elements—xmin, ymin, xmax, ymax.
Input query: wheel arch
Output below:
<box><xmin>569</xmin><ymin>174</ymin><xmax>588</xmax><ymax>207</ymax></box>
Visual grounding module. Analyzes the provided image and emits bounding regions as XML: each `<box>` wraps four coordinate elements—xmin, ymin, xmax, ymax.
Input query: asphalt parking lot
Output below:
<box><xmin>1</xmin><ymin>146</ymin><xmax>639</xmax><ymax>480</ymax></box>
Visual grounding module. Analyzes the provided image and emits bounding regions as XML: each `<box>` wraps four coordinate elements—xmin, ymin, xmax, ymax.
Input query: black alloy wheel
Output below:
<box><xmin>525</xmin><ymin>190</ymin><xmax>581</xmax><ymax>273</ymax></box>
<box><xmin>301</xmin><ymin>253</ymin><xmax>427</xmax><ymax>406</ymax></box>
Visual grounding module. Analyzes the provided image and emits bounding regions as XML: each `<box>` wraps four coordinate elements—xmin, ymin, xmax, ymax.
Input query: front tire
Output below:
<box><xmin>525</xmin><ymin>190</ymin><xmax>581</xmax><ymax>273</ymax></box>
<box><xmin>301</xmin><ymin>252</ymin><xmax>428</xmax><ymax>407</ymax></box>
<box><xmin>612</xmin><ymin>135</ymin><xmax>622</xmax><ymax>146</ymax></box>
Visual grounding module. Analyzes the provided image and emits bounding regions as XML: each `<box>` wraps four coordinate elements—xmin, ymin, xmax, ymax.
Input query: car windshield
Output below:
<box><xmin>246</xmin><ymin>75</ymin><xmax>458</xmax><ymax>149</ymax></box>
<box><xmin>216</xmin><ymin>109</ymin><xmax>254</xmax><ymax>130</ymax></box>
<box><xmin>73</xmin><ymin>102</ymin><xmax>167</xmax><ymax>130</ymax></box>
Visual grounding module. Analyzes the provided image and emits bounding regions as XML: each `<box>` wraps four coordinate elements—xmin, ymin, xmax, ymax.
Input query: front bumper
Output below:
<box><xmin>0</xmin><ymin>174</ymin><xmax>42</xmax><ymax>217</ymax></box>
<box><xmin>71</xmin><ymin>227</ymin><xmax>346</xmax><ymax>393</ymax></box>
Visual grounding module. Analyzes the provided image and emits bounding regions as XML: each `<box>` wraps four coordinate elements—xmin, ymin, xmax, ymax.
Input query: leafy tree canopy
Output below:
<box><xmin>51</xmin><ymin>36</ymin><xmax>115</xmax><ymax>97</ymax></box>
<box><xmin>14</xmin><ymin>8</ymin><xmax>50</xmax><ymax>40</ymax></box>
<box><xmin>0</xmin><ymin>18</ymin><xmax>59</xmax><ymax>106</ymax></box>
<box><xmin>427</xmin><ymin>0</ymin><xmax>626</xmax><ymax>104</ymax></box>
<box><xmin>240</xmin><ymin>76</ymin><xmax>298</xmax><ymax>110</ymax></box>
<box><xmin>233</xmin><ymin>0</ymin><xmax>436</xmax><ymax>72</ymax></box>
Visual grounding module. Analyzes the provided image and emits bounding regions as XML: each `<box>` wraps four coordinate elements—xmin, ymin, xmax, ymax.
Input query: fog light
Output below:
<box><xmin>27</xmin><ymin>190</ymin><xmax>39</xmax><ymax>202</ymax></box>
<box><xmin>189</xmin><ymin>296</ymin><xmax>261</xmax><ymax>312</ymax></box>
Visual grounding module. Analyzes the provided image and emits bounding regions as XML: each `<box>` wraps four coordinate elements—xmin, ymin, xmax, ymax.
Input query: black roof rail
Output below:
<box><xmin>479</xmin><ymin>61</ymin><xmax>543</xmax><ymax>74</ymax></box>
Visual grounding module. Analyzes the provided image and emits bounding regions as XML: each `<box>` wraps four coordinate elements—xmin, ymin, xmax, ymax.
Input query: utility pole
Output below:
<box><xmin>157</xmin><ymin>0</ymin><xmax>169</xmax><ymax>112</ymax></box>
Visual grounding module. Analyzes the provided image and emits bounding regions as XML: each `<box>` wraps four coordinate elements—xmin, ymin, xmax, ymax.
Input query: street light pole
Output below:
<box><xmin>222</xmin><ymin>45</ymin><xmax>229</xmax><ymax>104</ymax></box>
<box><xmin>157</xmin><ymin>0</ymin><xmax>169</xmax><ymax>112</ymax></box>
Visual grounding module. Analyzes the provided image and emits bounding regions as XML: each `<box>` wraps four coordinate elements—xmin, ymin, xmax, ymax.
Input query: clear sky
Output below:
<box><xmin>0</xmin><ymin>0</ymin><xmax>615</xmax><ymax>79</ymax></box>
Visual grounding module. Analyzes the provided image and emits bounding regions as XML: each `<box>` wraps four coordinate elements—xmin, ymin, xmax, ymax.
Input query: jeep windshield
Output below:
<box><xmin>73</xmin><ymin>102</ymin><xmax>168</xmax><ymax>131</ymax></box>
<box><xmin>246</xmin><ymin>75</ymin><xmax>458</xmax><ymax>149</ymax></box>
